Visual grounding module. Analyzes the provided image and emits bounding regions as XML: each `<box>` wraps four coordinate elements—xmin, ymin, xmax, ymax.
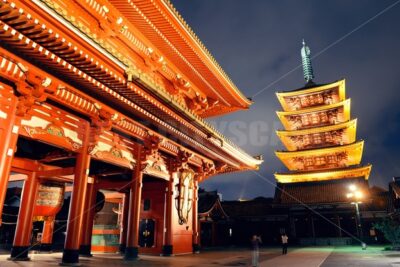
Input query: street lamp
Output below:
<box><xmin>346</xmin><ymin>184</ymin><xmax>366</xmax><ymax>249</ymax></box>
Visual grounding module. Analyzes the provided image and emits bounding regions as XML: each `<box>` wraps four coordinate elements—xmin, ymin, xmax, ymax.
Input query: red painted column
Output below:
<box><xmin>124</xmin><ymin>146</ymin><xmax>143</xmax><ymax>260</ymax></box>
<box><xmin>61</xmin><ymin>125</ymin><xmax>91</xmax><ymax>265</ymax></box>
<box><xmin>40</xmin><ymin>218</ymin><xmax>55</xmax><ymax>251</ymax></box>
<box><xmin>0</xmin><ymin>88</ymin><xmax>19</xmax><ymax>225</ymax></box>
<box><xmin>119</xmin><ymin>192</ymin><xmax>130</xmax><ymax>253</ymax></box>
<box><xmin>79</xmin><ymin>176</ymin><xmax>97</xmax><ymax>257</ymax></box>
<box><xmin>192</xmin><ymin>179</ymin><xmax>200</xmax><ymax>253</ymax></box>
<box><xmin>9</xmin><ymin>172</ymin><xmax>39</xmax><ymax>260</ymax></box>
<box><xmin>162</xmin><ymin>175</ymin><xmax>174</xmax><ymax>256</ymax></box>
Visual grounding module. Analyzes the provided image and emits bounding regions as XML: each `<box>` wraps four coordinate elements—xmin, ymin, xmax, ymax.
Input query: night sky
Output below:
<box><xmin>171</xmin><ymin>0</ymin><xmax>400</xmax><ymax>200</ymax></box>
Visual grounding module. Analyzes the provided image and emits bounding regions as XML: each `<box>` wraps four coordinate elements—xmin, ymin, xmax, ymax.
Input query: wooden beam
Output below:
<box><xmin>37</xmin><ymin>167</ymin><xmax>75</xmax><ymax>178</ymax></box>
<box><xmin>9</xmin><ymin>173</ymin><xmax>28</xmax><ymax>182</ymax></box>
<box><xmin>11</xmin><ymin>157</ymin><xmax>39</xmax><ymax>173</ymax></box>
<box><xmin>96</xmin><ymin>180</ymin><xmax>132</xmax><ymax>192</ymax></box>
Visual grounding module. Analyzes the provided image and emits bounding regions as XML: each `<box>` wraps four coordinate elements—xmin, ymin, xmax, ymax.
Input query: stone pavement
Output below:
<box><xmin>260</xmin><ymin>247</ymin><xmax>333</xmax><ymax>267</ymax></box>
<box><xmin>0</xmin><ymin>246</ymin><xmax>399</xmax><ymax>267</ymax></box>
<box><xmin>322</xmin><ymin>246</ymin><xmax>400</xmax><ymax>267</ymax></box>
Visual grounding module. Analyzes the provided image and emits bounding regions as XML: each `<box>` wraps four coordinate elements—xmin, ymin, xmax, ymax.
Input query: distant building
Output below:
<box><xmin>198</xmin><ymin>189</ymin><xmax>229</xmax><ymax>247</ymax></box>
<box><xmin>201</xmin><ymin>187</ymin><xmax>388</xmax><ymax>247</ymax></box>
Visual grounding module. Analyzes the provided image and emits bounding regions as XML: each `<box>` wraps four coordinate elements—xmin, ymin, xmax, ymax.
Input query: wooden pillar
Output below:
<box><xmin>9</xmin><ymin>172</ymin><xmax>38</xmax><ymax>260</ymax></box>
<box><xmin>40</xmin><ymin>218</ymin><xmax>55</xmax><ymax>251</ymax></box>
<box><xmin>162</xmin><ymin>175</ymin><xmax>174</xmax><ymax>256</ymax></box>
<box><xmin>124</xmin><ymin>146</ymin><xmax>143</xmax><ymax>260</ymax></box>
<box><xmin>192</xmin><ymin>179</ymin><xmax>200</xmax><ymax>253</ymax></box>
<box><xmin>61</xmin><ymin>126</ymin><xmax>91</xmax><ymax>265</ymax></box>
<box><xmin>0</xmin><ymin>88</ymin><xmax>19</xmax><ymax>225</ymax></box>
<box><xmin>79</xmin><ymin>177</ymin><xmax>97</xmax><ymax>257</ymax></box>
<box><xmin>119</xmin><ymin>192</ymin><xmax>130</xmax><ymax>253</ymax></box>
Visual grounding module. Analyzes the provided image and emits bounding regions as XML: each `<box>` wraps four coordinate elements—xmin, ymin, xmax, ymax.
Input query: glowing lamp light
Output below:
<box><xmin>355</xmin><ymin>191</ymin><xmax>363</xmax><ymax>199</ymax></box>
<box><xmin>346</xmin><ymin>193</ymin><xmax>354</xmax><ymax>199</ymax></box>
<box><xmin>349</xmin><ymin>184</ymin><xmax>357</xmax><ymax>192</ymax></box>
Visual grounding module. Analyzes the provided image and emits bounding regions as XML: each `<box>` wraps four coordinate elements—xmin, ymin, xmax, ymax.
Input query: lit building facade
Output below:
<box><xmin>0</xmin><ymin>0</ymin><xmax>262</xmax><ymax>264</ymax></box>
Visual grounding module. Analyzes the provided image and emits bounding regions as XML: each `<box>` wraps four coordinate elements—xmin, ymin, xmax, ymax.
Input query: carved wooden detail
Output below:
<box><xmin>288</xmin><ymin>129</ymin><xmax>346</xmax><ymax>150</ymax></box>
<box><xmin>290</xmin><ymin>151</ymin><xmax>349</xmax><ymax>171</ymax></box>
<box><xmin>286</xmin><ymin>107</ymin><xmax>344</xmax><ymax>130</ymax></box>
<box><xmin>283</xmin><ymin>88</ymin><xmax>340</xmax><ymax>111</ymax></box>
<box><xmin>166</xmin><ymin>148</ymin><xmax>193</xmax><ymax>174</ymax></box>
<box><xmin>89</xmin><ymin>130</ymin><xmax>135</xmax><ymax>169</ymax></box>
<box><xmin>15</xmin><ymin>67</ymin><xmax>56</xmax><ymax>117</ymax></box>
<box><xmin>19</xmin><ymin>103</ymin><xmax>86</xmax><ymax>152</ymax></box>
<box><xmin>142</xmin><ymin>152</ymin><xmax>169</xmax><ymax>180</ymax></box>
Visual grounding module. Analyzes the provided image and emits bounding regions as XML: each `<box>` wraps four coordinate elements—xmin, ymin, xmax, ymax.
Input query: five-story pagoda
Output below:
<box><xmin>274</xmin><ymin>41</ymin><xmax>372</xmax><ymax>205</ymax></box>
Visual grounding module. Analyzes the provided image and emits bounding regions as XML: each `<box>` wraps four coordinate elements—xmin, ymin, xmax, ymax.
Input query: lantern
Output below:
<box><xmin>175</xmin><ymin>169</ymin><xmax>194</xmax><ymax>225</ymax></box>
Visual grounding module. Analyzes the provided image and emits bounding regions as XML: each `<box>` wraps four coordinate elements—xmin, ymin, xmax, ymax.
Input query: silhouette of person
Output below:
<box><xmin>251</xmin><ymin>235</ymin><xmax>262</xmax><ymax>267</ymax></box>
<box><xmin>281</xmin><ymin>233</ymin><xmax>288</xmax><ymax>255</ymax></box>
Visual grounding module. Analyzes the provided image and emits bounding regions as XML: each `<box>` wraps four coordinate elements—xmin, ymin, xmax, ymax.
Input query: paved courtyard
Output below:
<box><xmin>0</xmin><ymin>246</ymin><xmax>399</xmax><ymax>266</ymax></box>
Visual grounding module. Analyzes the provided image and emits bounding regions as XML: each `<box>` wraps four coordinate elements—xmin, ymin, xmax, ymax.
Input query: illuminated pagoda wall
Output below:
<box><xmin>274</xmin><ymin>41</ymin><xmax>372</xmax><ymax>199</ymax></box>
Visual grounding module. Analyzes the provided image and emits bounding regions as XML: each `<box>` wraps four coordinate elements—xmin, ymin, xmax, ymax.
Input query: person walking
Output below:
<box><xmin>251</xmin><ymin>235</ymin><xmax>262</xmax><ymax>267</ymax></box>
<box><xmin>281</xmin><ymin>233</ymin><xmax>288</xmax><ymax>255</ymax></box>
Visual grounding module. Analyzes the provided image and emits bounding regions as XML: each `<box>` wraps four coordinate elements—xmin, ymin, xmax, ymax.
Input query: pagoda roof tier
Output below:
<box><xmin>275</xmin><ymin>141</ymin><xmax>364</xmax><ymax>172</ymax></box>
<box><xmin>276</xmin><ymin>119</ymin><xmax>357</xmax><ymax>151</ymax></box>
<box><xmin>274</xmin><ymin>164</ymin><xmax>372</xmax><ymax>184</ymax></box>
<box><xmin>277</xmin><ymin>99</ymin><xmax>351</xmax><ymax>131</ymax></box>
<box><xmin>276</xmin><ymin>80</ymin><xmax>346</xmax><ymax>111</ymax></box>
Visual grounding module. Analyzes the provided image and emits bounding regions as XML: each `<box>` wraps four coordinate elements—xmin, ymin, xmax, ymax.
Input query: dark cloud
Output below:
<box><xmin>171</xmin><ymin>0</ymin><xmax>400</xmax><ymax>200</ymax></box>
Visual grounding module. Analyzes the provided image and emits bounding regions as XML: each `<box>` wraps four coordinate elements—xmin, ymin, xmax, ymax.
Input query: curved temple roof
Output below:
<box><xmin>108</xmin><ymin>0</ymin><xmax>253</xmax><ymax>117</ymax></box>
<box><xmin>0</xmin><ymin>0</ymin><xmax>262</xmax><ymax>172</ymax></box>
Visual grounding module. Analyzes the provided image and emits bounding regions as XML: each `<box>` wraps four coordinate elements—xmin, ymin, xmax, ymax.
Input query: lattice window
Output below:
<box><xmin>303</xmin><ymin>134</ymin><xmax>311</xmax><ymax>146</ymax></box>
<box><xmin>327</xmin><ymin>155</ymin><xmax>336</xmax><ymax>164</ymax></box>
<box><xmin>315</xmin><ymin>156</ymin><xmax>326</xmax><ymax>166</ymax></box>
<box><xmin>300</xmin><ymin>96</ymin><xmax>309</xmax><ymax>107</ymax></box>
<box><xmin>325</xmin><ymin>132</ymin><xmax>333</xmax><ymax>143</ymax></box>
<box><xmin>313</xmin><ymin>133</ymin><xmax>322</xmax><ymax>144</ymax></box>
<box><xmin>320</xmin><ymin>112</ymin><xmax>328</xmax><ymax>123</ymax></box>
<box><xmin>316</xmin><ymin>93</ymin><xmax>324</xmax><ymax>104</ymax></box>
<box><xmin>305</xmin><ymin>157</ymin><xmax>314</xmax><ymax>167</ymax></box>
<box><xmin>301</xmin><ymin>115</ymin><xmax>310</xmax><ymax>126</ymax></box>
<box><xmin>308</xmin><ymin>95</ymin><xmax>316</xmax><ymax>105</ymax></box>
<box><xmin>310</xmin><ymin>113</ymin><xmax>320</xmax><ymax>124</ymax></box>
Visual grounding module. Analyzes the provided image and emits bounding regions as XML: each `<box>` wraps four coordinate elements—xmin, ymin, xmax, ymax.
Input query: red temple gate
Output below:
<box><xmin>0</xmin><ymin>0</ymin><xmax>262</xmax><ymax>265</ymax></box>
